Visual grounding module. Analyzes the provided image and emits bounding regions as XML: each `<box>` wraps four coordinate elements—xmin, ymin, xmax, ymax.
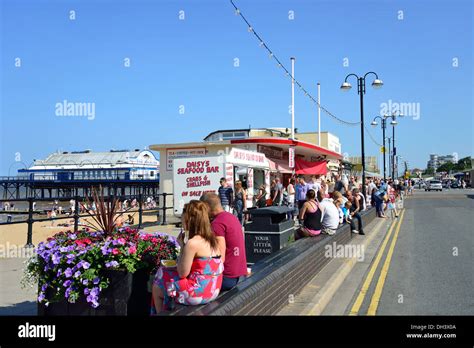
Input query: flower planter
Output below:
<box><xmin>38</xmin><ymin>268</ymin><xmax>152</xmax><ymax>316</ymax></box>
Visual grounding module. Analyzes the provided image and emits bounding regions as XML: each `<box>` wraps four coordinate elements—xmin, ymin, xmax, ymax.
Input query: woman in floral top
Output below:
<box><xmin>151</xmin><ymin>200</ymin><xmax>223</xmax><ymax>313</ymax></box>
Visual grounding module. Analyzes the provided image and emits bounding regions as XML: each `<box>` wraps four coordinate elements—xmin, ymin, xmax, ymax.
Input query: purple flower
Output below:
<box><xmin>84</xmin><ymin>288</ymin><xmax>90</xmax><ymax>295</ymax></box>
<box><xmin>101</xmin><ymin>246</ymin><xmax>111</xmax><ymax>255</ymax></box>
<box><xmin>74</xmin><ymin>271</ymin><xmax>81</xmax><ymax>278</ymax></box>
<box><xmin>60</xmin><ymin>247</ymin><xmax>69</xmax><ymax>253</ymax></box>
<box><xmin>82</xmin><ymin>261</ymin><xmax>91</xmax><ymax>270</ymax></box>
<box><xmin>105</xmin><ymin>261</ymin><xmax>119</xmax><ymax>268</ymax></box>
<box><xmin>64</xmin><ymin>268</ymin><xmax>73</xmax><ymax>278</ymax></box>
<box><xmin>41</xmin><ymin>283</ymin><xmax>48</xmax><ymax>292</ymax></box>
<box><xmin>56</xmin><ymin>269</ymin><xmax>62</xmax><ymax>277</ymax></box>
<box><xmin>65</xmin><ymin>287</ymin><xmax>72</xmax><ymax>298</ymax></box>
<box><xmin>46</xmin><ymin>240</ymin><xmax>56</xmax><ymax>248</ymax></box>
<box><xmin>63</xmin><ymin>280</ymin><xmax>72</xmax><ymax>287</ymax></box>
<box><xmin>93</xmin><ymin>277</ymin><xmax>100</xmax><ymax>285</ymax></box>
<box><xmin>90</xmin><ymin>287</ymin><xmax>100</xmax><ymax>296</ymax></box>
<box><xmin>38</xmin><ymin>292</ymin><xmax>45</xmax><ymax>302</ymax></box>
<box><xmin>69</xmin><ymin>233</ymin><xmax>77</xmax><ymax>240</ymax></box>
<box><xmin>51</xmin><ymin>253</ymin><xmax>61</xmax><ymax>265</ymax></box>
<box><xmin>82</xmin><ymin>279</ymin><xmax>89</xmax><ymax>285</ymax></box>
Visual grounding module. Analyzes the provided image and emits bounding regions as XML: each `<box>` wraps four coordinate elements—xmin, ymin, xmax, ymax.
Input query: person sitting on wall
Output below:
<box><xmin>200</xmin><ymin>193</ymin><xmax>248</xmax><ymax>291</ymax></box>
<box><xmin>151</xmin><ymin>200</ymin><xmax>223</xmax><ymax>313</ymax></box>
<box><xmin>318</xmin><ymin>190</ymin><xmax>340</xmax><ymax>235</ymax></box>
<box><xmin>295</xmin><ymin>189</ymin><xmax>323</xmax><ymax>240</ymax></box>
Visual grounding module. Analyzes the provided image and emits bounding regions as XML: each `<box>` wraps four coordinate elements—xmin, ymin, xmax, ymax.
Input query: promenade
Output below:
<box><xmin>279</xmin><ymin>189</ymin><xmax>474</xmax><ymax>315</ymax></box>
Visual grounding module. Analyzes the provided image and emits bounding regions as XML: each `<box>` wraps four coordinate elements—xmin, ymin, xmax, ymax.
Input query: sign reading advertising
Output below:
<box><xmin>257</xmin><ymin>145</ymin><xmax>283</xmax><ymax>160</ymax></box>
<box><xmin>166</xmin><ymin>148</ymin><xmax>206</xmax><ymax>171</ymax></box>
<box><xmin>227</xmin><ymin>148</ymin><xmax>267</xmax><ymax>168</ymax></box>
<box><xmin>288</xmin><ymin>146</ymin><xmax>295</xmax><ymax>169</ymax></box>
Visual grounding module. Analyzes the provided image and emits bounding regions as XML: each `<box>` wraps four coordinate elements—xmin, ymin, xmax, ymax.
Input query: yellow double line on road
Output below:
<box><xmin>349</xmin><ymin>209</ymin><xmax>406</xmax><ymax>316</ymax></box>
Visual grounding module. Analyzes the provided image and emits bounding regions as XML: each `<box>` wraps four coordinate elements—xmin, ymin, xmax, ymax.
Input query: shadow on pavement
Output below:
<box><xmin>466</xmin><ymin>195</ymin><xmax>474</xmax><ymax>199</ymax></box>
<box><xmin>0</xmin><ymin>301</ymin><xmax>37</xmax><ymax>316</ymax></box>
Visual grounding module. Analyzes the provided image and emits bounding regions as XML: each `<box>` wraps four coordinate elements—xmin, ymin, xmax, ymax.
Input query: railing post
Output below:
<box><xmin>138</xmin><ymin>193</ymin><xmax>143</xmax><ymax>229</ymax></box>
<box><xmin>26</xmin><ymin>198</ymin><xmax>34</xmax><ymax>248</ymax></box>
<box><xmin>161</xmin><ymin>193</ymin><xmax>167</xmax><ymax>226</ymax></box>
<box><xmin>74</xmin><ymin>196</ymin><xmax>80</xmax><ymax>232</ymax></box>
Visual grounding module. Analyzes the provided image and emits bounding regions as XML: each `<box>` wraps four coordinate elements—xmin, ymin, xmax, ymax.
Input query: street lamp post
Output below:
<box><xmin>371</xmin><ymin>116</ymin><xmax>387</xmax><ymax>181</ymax></box>
<box><xmin>341</xmin><ymin>72</ymin><xmax>383</xmax><ymax>197</ymax></box>
<box><xmin>384</xmin><ymin>112</ymin><xmax>403</xmax><ymax>179</ymax></box>
<box><xmin>387</xmin><ymin>136</ymin><xmax>392</xmax><ymax>179</ymax></box>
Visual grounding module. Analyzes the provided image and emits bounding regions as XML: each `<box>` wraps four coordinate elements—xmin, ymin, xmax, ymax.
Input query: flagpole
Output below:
<box><xmin>317</xmin><ymin>82</ymin><xmax>321</xmax><ymax>146</ymax></box>
<box><xmin>291</xmin><ymin>57</ymin><xmax>295</xmax><ymax>139</ymax></box>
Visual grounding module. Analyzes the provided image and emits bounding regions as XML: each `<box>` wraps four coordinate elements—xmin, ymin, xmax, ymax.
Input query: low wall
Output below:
<box><xmin>166</xmin><ymin>207</ymin><xmax>377</xmax><ymax>316</ymax></box>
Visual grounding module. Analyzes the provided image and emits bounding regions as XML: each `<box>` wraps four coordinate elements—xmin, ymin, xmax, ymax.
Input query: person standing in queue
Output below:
<box><xmin>200</xmin><ymin>193</ymin><xmax>248</xmax><ymax>291</ymax></box>
<box><xmin>218</xmin><ymin>177</ymin><xmax>233</xmax><ymax>213</ymax></box>
<box><xmin>295</xmin><ymin>176</ymin><xmax>309</xmax><ymax>211</ymax></box>
<box><xmin>233</xmin><ymin>180</ymin><xmax>246</xmax><ymax>226</ymax></box>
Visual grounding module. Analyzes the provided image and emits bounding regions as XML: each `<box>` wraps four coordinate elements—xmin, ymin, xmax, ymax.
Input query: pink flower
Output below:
<box><xmin>117</xmin><ymin>238</ymin><xmax>126</xmax><ymax>245</ymax></box>
<box><xmin>128</xmin><ymin>246</ymin><xmax>137</xmax><ymax>254</ymax></box>
<box><xmin>112</xmin><ymin>248</ymin><xmax>120</xmax><ymax>255</ymax></box>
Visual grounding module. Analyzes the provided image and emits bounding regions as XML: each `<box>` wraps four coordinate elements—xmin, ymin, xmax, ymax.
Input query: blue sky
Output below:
<box><xmin>1</xmin><ymin>0</ymin><xmax>472</xmax><ymax>175</ymax></box>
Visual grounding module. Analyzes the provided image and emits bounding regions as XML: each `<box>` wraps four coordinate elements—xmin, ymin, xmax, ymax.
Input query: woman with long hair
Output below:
<box><xmin>295</xmin><ymin>189</ymin><xmax>324</xmax><ymax>240</ymax></box>
<box><xmin>151</xmin><ymin>200</ymin><xmax>223</xmax><ymax>313</ymax></box>
<box><xmin>233</xmin><ymin>180</ymin><xmax>247</xmax><ymax>225</ymax></box>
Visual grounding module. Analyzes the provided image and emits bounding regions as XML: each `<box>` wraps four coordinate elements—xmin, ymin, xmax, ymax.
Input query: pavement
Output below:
<box><xmin>279</xmin><ymin>188</ymin><xmax>474</xmax><ymax>316</ymax></box>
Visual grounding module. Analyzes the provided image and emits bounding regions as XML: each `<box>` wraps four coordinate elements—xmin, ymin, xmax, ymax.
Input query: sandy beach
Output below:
<box><xmin>0</xmin><ymin>213</ymin><xmax>180</xmax><ymax>247</ymax></box>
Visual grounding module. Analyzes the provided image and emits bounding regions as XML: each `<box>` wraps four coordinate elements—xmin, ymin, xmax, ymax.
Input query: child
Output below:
<box><xmin>342</xmin><ymin>201</ymin><xmax>352</xmax><ymax>224</ymax></box>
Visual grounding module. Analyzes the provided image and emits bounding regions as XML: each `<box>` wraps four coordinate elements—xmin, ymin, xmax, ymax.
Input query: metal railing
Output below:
<box><xmin>0</xmin><ymin>173</ymin><xmax>160</xmax><ymax>182</ymax></box>
<box><xmin>0</xmin><ymin>193</ymin><xmax>173</xmax><ymax>247</ymax></box>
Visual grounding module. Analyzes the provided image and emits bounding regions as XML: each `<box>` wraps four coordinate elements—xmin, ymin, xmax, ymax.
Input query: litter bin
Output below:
<box><xmin>244</xmin><ymin>206</ymin><xmax>295</xmax><ymax>264</ymax></box>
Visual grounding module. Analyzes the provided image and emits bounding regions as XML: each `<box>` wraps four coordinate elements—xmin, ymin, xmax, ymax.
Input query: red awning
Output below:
<box><xmin>295</xmin><ymin>158</ymin><xmax>327</xmax><ymax>175</ymax></box>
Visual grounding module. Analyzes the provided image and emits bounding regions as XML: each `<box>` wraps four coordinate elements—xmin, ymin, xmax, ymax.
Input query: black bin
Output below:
<box><xmin>244</xmin><ymin>206</ymin><xmax>295</xmax><ymax>264</ymax></box>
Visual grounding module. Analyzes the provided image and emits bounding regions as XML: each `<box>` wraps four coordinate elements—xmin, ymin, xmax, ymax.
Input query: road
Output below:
<box><xmin>327</xmin><ymin>189</ymin><xmax>474</xmax><ymax>315</ymax></box>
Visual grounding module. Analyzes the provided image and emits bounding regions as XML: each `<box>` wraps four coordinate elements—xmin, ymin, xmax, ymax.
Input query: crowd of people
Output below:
<box><xmin>151</xmin><ymin>172</ymin><xmax>410</xmax><ymax>313</ymax></box>
<box><xmin>216</xmin><ymin>173</ymin><xmax>407</xmax><ymax>238</ymax></box>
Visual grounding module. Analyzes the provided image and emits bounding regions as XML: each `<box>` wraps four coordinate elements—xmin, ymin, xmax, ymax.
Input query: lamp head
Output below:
<box><xmin>340</xmin><ymin>81</ymin><xmax>352</xmax><ymax>91</ymax></box>
<box><xmin>372</xmin><ymin>79</ymin><xmax>383</xmax><ymax>89</ymax></box>
<box><xmin>391</xmin><ymin>120</ymin><xmax>398</xmax><ymax>126</ymax></box>
<box><xmin>371</xmin><ymin>120</ymin><xmax>378</xmax><ymax>126</ymax></box>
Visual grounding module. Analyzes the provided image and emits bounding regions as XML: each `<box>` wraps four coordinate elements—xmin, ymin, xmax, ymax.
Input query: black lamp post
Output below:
<box><xmin>341</xmin><ymin>72</ymin><xmax>383</xmax><ymax>197</ymax></box>
<box><xmin>370</xmin><ymin>116</ymin><xmax>387</xmax><ymax>181</ymax></box>
<box><xmin>383</xmin><ymin>112</ymin><xmax>403</xmax><ymax>179</ymax></box>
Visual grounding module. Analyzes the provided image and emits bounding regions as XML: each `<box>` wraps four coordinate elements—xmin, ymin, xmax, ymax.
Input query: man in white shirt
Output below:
<box><xmin>318</xmin><ymin>191</ymin><xmax>340</xmax><ymax>235</ymax></box>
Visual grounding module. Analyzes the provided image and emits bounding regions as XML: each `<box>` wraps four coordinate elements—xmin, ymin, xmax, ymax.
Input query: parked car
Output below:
<box><xmin>426</xmin><ymin>180</ymin><xmax>442</xmax><ymax>191</ymax></box>
<box><xmin>450</xmin><ymin>181</ymin><xmax>460</xmax><ymax>189</ymax></box>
